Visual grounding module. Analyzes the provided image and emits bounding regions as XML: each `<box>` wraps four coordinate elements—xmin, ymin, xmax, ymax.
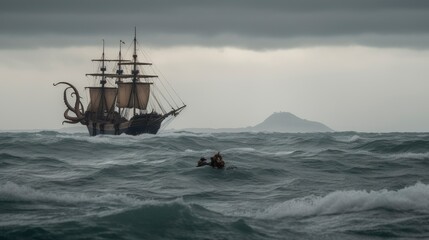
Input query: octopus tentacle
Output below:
<box><xmin>62</xmin><ymin>120</ymin><xmax>79</xmax><ymax>125</ymax></box>
<box><xmin>54</xmin><ymin>82</ymin><xmax>86</xmax><ymax>124</ymax></box>
<box><xmin>64</xmin><ymin>109</ymin><xmax>81</xmax><ymax>122</ymax></box>
<box><xmin>63</xmin><ymin>87</ymin><xmax>76</xmax><ymax>112</ymax></box>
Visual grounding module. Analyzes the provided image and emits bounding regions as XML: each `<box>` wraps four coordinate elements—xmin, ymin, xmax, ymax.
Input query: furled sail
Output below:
<box><xmin>87</xmin><ymin>87</ymin><xmax>117</xmax><ymax>112</ymax></box>
<box><xmin>116</xmin><ymin>82</ymin><xmax>151</xmax><ymax>110</ymax></box>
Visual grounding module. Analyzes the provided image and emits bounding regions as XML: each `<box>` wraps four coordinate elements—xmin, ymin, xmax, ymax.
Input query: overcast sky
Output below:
<box><xmin>1</xmin><ymin>0</ymin><xmax>429</xmax><ymax>132</ymax></box>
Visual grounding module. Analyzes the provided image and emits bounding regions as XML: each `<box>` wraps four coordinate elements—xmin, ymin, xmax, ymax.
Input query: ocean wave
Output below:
<box><xmin>0</xmin><ymin>153</ymin><xmax>24</xmax><ymax>161</ymax></box>
<box><xmin>221</xmin><ymin>148</ymin><xmax>295</xmax><ymax>157</ymax></box>
<box><xmin>317</xmin><ymin>149</ymin><xmax>347</xmax><ymax>155</ymax></box>
<box><xmin>95</xmin><ymin>199</ymin><xmax>258</xmax><ymax>239</ymax></box>
<box><xmin>258</xmin><ymin>182</ymin><xmax>429</xmax><ymax>218</ymax></box>
<box><xmin>0</xmin><ymin>153</ymin><xmax>69</xmax><ymax>168</ymax></box>
<box><xmin>0</xmin><ymin>181</ymin><xmax>143</xmax><ymax>206</ymax></box>
<box><xmin>356</xmin><ymin>139</ymin><xmax>429</xmax><ymax>154</ymax></box>
<box><xmin>55</xmin><ymin>134</ymin><xmax>139</xmax><ymax>146</ymax></box>
<box><xmin>223</xmin><ymin>147</ymin><xmax>257</xmax><ymax>153</ymax></box>
<box><xmin>156</xmin><ymin>131</ymin><xmax>215</xmax><ymax>138</ymax></box>
<box><xmin>348</xmin><ymin>135</ymin><xmax>361</xmax><ymax>142</ymax></box>
<box><xmin>273</xmin><ymin>151</ymin><xmax>295</xmax><ymax>156</ymax></box>
<box><xmin>101</xmin><ymin>198</ymin><xmax>189</xmax><ymax>218</ymax></box>
<box><xmin>390</xmin><ymin>152</ymin><xmax>429</xmax><ymax>160</ymax></box>
<box><xmin>334</xmin><ymin>135</ymin><xmax>362</xmax><ymax>143</ymax></box>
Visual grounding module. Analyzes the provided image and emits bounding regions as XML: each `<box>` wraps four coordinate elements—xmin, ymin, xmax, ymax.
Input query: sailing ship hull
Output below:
<box><xmin>86</xmin><ymin>113</ymin><xmax>165</xmax><ymax>136</ymax></box>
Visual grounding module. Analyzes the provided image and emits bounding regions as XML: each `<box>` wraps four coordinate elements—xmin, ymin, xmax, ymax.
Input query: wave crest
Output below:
<box><xmin>0</xmin><ymin>181</ymin><xmax>142</xmax><ymax>206</ymax></box>
<box><xmin>260</xmin><ymin>182</ymin><xmax>429</xmax><ymax>218</ymax></box>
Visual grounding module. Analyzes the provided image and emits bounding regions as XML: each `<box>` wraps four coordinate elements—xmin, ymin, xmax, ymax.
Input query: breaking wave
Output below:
<box><xmin>259</xmin><ymin>182</ymin><xmax>429</xmax><ymax>218</ymax></box>
<box><xmin>0</xmin><ymin>181</ymin><xmax>143</xmax><ymax>206</ymax></box>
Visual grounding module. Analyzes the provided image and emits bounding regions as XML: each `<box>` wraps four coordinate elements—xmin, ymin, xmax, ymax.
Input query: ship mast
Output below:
<box><xmin>100</xmin><ymin>39</ymin><xmax>107</xmax><ymax>86</ymax></box>
<box><xmin>98</xmin><ymin>39</ymin><xmax>107</xmax><ymax>116</ymax></box>
<box><xmin>117</xmin><ymin>40</ymin><xmax>125</xmax><ymax>114</ymax></box>
<box><xmin>116</xmin><ymin>40</ymin><xmax>125</xmax><ymax>82</ymax></box>
<box><xmin>98</xmin><ymin>40</ymin><xmax>107</xmax><ymax>118</ymax></box>
<box><xmin>85</xmin><ymin>40</ymin><xmax>118</xmax><ymax>120</ymax></box>
<box><xmin>132</xmin><ymin>27</ymin><xmax>138</xmax><ymax>116</ymax></box>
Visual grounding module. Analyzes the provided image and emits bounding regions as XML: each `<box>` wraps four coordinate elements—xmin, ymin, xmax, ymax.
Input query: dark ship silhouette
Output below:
<box><xmin>55</xmin><ymin>29</ymin><xmax>186</xmax><ymax>136</ymax></box>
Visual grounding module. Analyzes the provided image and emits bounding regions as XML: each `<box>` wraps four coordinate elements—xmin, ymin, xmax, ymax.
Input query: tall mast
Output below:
<box><xmin>101</xmin><ymin>39</ymin><xmax>107</xmax><ymax>86</ymax></box>
<box><xmin>99</xmin><ymin>39</ymin><xmax>107</xmax><ymax>117</ymax></box>
<box><xmin>116</xmin><ymin>40</ymin><xmax>125</xmax><ymax>83</ymax></box>
<box><xmin>117</xmin><ymin>40</ymin><xmax>125</xmax><ymax>114</ymax></box>
<box><xmin>132</xmin><ymin>27</ymin><xmax>138</xmax><ymax>115</ymax></box>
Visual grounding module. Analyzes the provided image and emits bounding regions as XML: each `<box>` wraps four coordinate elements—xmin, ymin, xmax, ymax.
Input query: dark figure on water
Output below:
<box><xmin>197</xmin><ymin>157</ymin><xmax>209</xmax><ymax>167</ymax></box>
<box><xmin>197</xmin><ymin>152</ymin><xmax>225</xmax><ymax>169</ymax></box>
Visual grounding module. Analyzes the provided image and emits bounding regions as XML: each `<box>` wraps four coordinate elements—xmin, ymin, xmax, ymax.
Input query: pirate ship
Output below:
<box><xmin>55</xmin><ymin>29</ymin><xmax>186</xmax><ymax>136</ymax></box>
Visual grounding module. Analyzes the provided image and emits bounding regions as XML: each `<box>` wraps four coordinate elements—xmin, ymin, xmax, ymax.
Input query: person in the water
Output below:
<box><xmin>211</xmin><ymin>152</ymin><xmax>225</xmax><ymax>169</ymax></box>
<box><xmin>197</xmin><ymin>152</ymin><xmax>225</xmax><ymax>168</ymax></box>
<box><xmin>197</xmin><ymin>157</ymin><xmax>209</xmax><ymax>167</ymax></box>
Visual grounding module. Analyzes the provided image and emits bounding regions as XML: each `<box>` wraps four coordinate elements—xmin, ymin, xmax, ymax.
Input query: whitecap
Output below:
<box><xmin>155</xmin><ymin>131</ymin><xmax>214</xmax><ymax>138</ymax></box>
<box><xmin>335</xmin><ymin>135</ymin><xmax>361</xmax><ymax>143</ymax></box>
<box><xmin>56</xmin><ymin>133</ymin><xmax>136</xmax><ymax>146</ymax></box>
<box><xmin>391</xmin><ymin>152</ymin><xmax>429</xmax><ymax>160</ymax></box>
<box><xmin>0</xmin><ymin>181</ymin><xmax>143</xmax><ymax>206</ymax></box>
<box><xmin>257</xmin><ymin>182</ymin><xmax>429</xmax><ymax>218</ymax></box>
<box><xmin>223</xmin><ymin>147</ymin><xmax>256</xmax><ymax>153</ymax></box>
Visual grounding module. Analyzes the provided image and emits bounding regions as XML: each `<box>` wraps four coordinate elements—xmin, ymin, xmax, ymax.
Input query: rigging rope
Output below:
<box><xmin>150</xmin><ymin>89</ymin><xmax>166</xmax><ymax>114</ymax></box>
<box><xmin>140</xmin><ymin>47</ymin><xmax>184</xmax><ymax>108</ymax></box>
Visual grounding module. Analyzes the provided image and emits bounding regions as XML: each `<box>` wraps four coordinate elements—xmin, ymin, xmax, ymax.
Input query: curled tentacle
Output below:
<box><xmin>78</xmin><ymin>101</ymin><xmax>85</xmax><ymax>115</ymax></box>
<box><xmin>63</xmin><ymin>87</ymin><xmax>76</xmax><ymax>112</ymax></box>
<box><xmin>70</xmin><ymin>90</ymin><xmax>84</xmax><ymax>112</ymax></box>
<box><xmin>62</xmin><ymin>120</ymin><xmax>79</xmax><ymax>125</ymax></box>
<box><xmin>54</xmin><ymin>82</ymin><xmax>86</xmax><ymax>124</ymax></box>
<box><xmin>54</xmin><ymin>82</ymin><xmax>85</xmax><ymax>113</ymax></box>
<box><xmin>64</xmin><ymin>109</ymin><xmax>82</xmax><ymax>122</ymax></box>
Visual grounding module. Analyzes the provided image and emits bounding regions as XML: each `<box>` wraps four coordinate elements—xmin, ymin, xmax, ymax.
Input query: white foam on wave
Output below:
<box><xmin>349</xmin><ymin>135</ymin><xmax>361</xmax><ymax>142</ymax></box>
<box><xmin>391</xmin><ymin>152</ymin><xmax>429</xmax><ymax>160</ymax></box>
<box><xmin>57</xmin><ymin>133</ymin><xmax>142</xmax><ymax>146</ymax></box>
<box><xmin>57</xmin><ymin>130</ymin><xmax>198</xmax><ymax>146</ymax></box>
<box><xmin>222</xmin><ymin>147</ymin><xmax>295</xmax><ymax>157</ymax></box>
<box><xmin>273</xmin><ymin>151</ymin><xmax>295</xmax><ymax>156</ymax></box>
<box><xmin>183</xmin><ymin>148</ymin><xmax>216</xmax><ymax>155</ymax></box>
<box><xmin>222</xmin><ymin>147</ymin><xmax>256</xmax><ymax>153</ymax></box>
<box><xmin>335</xmin><ymin>135</ymin><xmax>361</xmax><ymax>143</ymax></box>
<box><xmin>225</xmin><ymin>147</ymin><xmax>295</xmax><ymax>155</ymax></box>
<box><xmin>156</xmin><ymin>131</ymin><xmax>214</xmax><ymax>138</ymax></box>
<box><xmin>257</xmin><ymin>182</ymin><xmax>429</xmax><ymax>219</ymax></box>
<box><xmin>0</xmin><ymin>181</ymin><xmax>143</xmax><ymax>206</ymax></box>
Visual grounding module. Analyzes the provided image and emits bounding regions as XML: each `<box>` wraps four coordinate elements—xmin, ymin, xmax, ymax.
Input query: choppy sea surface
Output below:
<box><xmin>1</xmin><ymin>131</ymin><xmax>429</xmax><ymax>239</ymax></box>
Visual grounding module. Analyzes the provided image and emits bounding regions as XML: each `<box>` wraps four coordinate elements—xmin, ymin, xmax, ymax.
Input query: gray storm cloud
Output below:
<box><xmin>1</xmin><ymin>0</ymin><xmax>429</xmax><ymax>48</ymax></box>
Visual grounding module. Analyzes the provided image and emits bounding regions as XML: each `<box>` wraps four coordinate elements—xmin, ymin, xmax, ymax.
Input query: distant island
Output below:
<box><xmin>184</xmin><ymin>112</ymin><xmax>333</xmax><ymax>133</ymax></box>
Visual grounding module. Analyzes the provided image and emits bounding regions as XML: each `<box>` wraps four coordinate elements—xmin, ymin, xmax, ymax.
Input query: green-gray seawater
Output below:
<box><xmin>1</xmin><ymin>131</ymin><xmax>429</xmax><ymax>239</ymax></box>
